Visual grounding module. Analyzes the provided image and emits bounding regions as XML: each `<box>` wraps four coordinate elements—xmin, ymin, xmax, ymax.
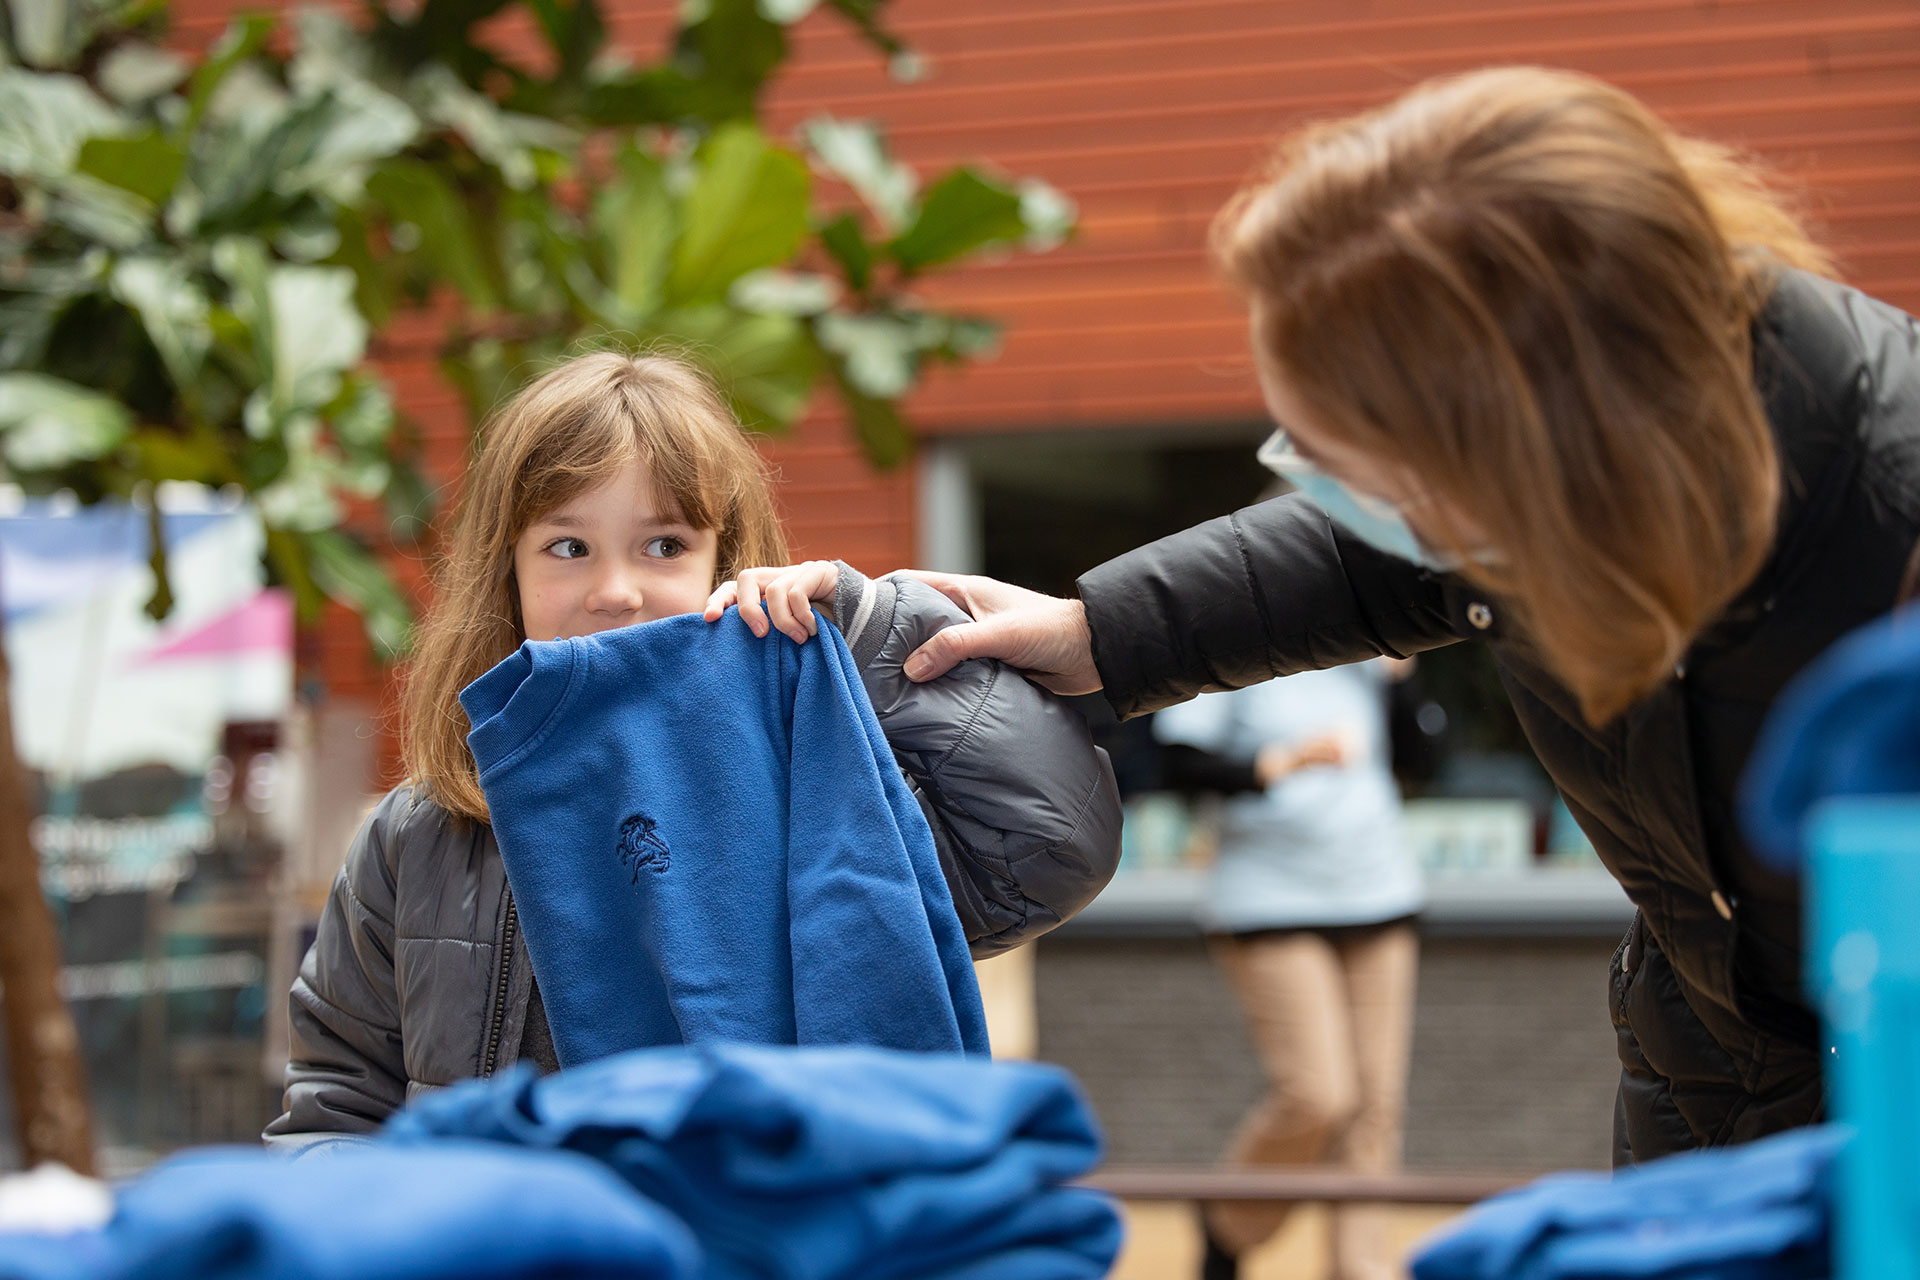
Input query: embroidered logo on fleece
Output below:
<box><xmin>617</xmin><ymin>812</ymin><xmax>670</xmax><ymax>880</ymax></box>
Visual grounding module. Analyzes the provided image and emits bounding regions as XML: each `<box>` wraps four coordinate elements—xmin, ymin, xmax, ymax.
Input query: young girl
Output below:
<box><xmin>264</xmin><ymin>352</ymin><xmax>1122</xmax><ymax>1146</ymax></box>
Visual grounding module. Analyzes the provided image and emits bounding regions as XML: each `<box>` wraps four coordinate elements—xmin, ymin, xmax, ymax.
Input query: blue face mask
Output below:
<box><xmin>1256</xmin><ymin>429</ymin><xmax>1461</xmax><ymax>572</ymax></box>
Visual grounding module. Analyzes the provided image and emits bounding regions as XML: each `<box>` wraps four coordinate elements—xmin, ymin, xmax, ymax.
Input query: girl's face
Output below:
<box><xmin>512</xmin><ymin>456</ymin><xmax>721</xmax><ymax>642</ymax></box>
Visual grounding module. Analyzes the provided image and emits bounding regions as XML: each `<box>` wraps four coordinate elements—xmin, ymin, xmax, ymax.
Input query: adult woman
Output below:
<box><xmin>901</xmin><ymin>66</ymin><xmax>1920</xmax><ymax>1168</ymax></box>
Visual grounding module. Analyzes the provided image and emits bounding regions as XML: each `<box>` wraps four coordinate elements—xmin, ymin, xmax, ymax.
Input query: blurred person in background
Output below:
<box><xmin>1155</xmin><ymin>660</ymin><xmax>1421</xmax><ymax>1280</ymax></box>
<box><xmin>898</xmin><ymin>65</ymin><xmax>1920</xmax><ymax>1166</ymax></box>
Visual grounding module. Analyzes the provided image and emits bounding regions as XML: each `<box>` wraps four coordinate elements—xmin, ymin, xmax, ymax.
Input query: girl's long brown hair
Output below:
<box><xmin>1216</xmin><ymin>66</ymin><xmax>1833</xmax><ymax>724</ymax></box>
<box><xmin>401</xmin><ymin>352</ymin><xmax>789</xmax><ymax>822</ymax></box>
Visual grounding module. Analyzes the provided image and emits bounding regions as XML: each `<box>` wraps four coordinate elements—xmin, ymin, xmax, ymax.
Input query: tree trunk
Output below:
<box><xmin>0</xmin><ymin>621</ymin><xmax>95</xmax><ymax>1174</ymax></box>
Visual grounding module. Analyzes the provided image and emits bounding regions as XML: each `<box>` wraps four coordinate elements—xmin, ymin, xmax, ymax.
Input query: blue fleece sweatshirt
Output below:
<box><xmin>384</xmin><ymin>1043</ymin><xmax>1123</xmax><ymax>1280</ymax></box>
<box><xmin>0</xmin><ymin>1144</ymin><xmax>696</xmax><ymax>1280</ymax></box>
<box><xmin>459</xmin><ymin>609</ymin><xmax>989</xmax><ymax>1066</ymax></box>
<box><xmin>1411</xmin><ymin>1124</ymin><xmax>1842</xmax><ymax>1280</ymax></box>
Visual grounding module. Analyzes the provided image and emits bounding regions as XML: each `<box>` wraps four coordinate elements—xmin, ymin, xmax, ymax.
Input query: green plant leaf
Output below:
<box><xmin>667</xmin><ymin>0</ymin><xmax>787</xmax><ymax>124</ymax></box>
<box><xmin>77</xmin><ymin>128</ymin><xmax>185</xmax><ymax>207</ymax></box>
<box><xmin>44</xmin><ymin>174</ymin><xmax>152</xmax><ymax>249</ymax></box>
<box><xmin>96</xmin><ymin>41</ymin><xmax>190</xmax><ymax>106</ymax></box>
<box><xmin>817</xmin><ymin>212</ymin><xmax>873</xmax><ymax>293</ymax></box>
<box><xmin>649</xmin><ymin>305</ymin><xmax>819</xmax><ymax>430</ymax></box>
<box><xmin>0</xmin><ymin>371</ymin><xmax>133</xmax><ymax>470</ymax></box>
<box><xmin>729</xmin><ymin>268</ymin><xmax>838</xmax><ymax>316</ymax></box>
<box><xmin>801</xmin><ymin>116</ymin><xmax>914</xmax><ymax>233</ymax></box>
<box><xmin>109</xmin><ymin>256</ymin><xmax>211</xmax><ymax>393</ymax></box>
<box><xmin>888</xmin><ymin>167</ymin><xmax>1025</xmax><ymax>274</ymax></box>
<box><xmin>124</xmin><ymin>426</ymin><xmax>226</xmax><ymax>485</ymax></box>
<box><xmin>366</xmin><ymin>158</ymin><xmax>503</xmax><ymax>310</ymax></box>
<box><xmin>825</xmin><ymin>359</ymin><xmax>912</xmax><ymax>468</ymax></box>
<box><xmin>185</xmin><ymin>13</ymin><xmax>274</xmax><ymax>133</ymax></box>
<box><xmin>593</xmin><ymin>144</ymin><xmax>675</xmax><ymax>320</ymax></box>
<box><xmin>266</xmin><ymin>265</ymin><xmax>368</xmax><ymax>423</ymax></box>
<box><xmin>302</xmin><ymin>527</ymin><xmax>414</xmax><ymax>659</ymax></box>
<box><xmin>412</xmin><ymin>64</ymin><xmax>575</xmax><ymax>191</ymax></box>
<box><xmin>823</xmin><ymin>0</ymin><xmax>907</xmax><ymax>59</ymax></box>
<box><xmin>666</xmin><ymin>123</ymin><xmax>809</xmax><ymax>306</ymax></box>
<box><xmin>1018</xmin><ymin>178</ymin><xmax>1076</xmax><ymax>250</ymax></box>
<box><xmin>0</xmin><ymin>68</ymin><xmax>125</xmax><ymax>181</ymax></box>
<box><xmin>528</xmin><ymin>0</ymin><xmax>605</xmax><ymax>86</ymax></box>
<box><xmin>813</xmin><ymin>309</ymin><xmax>918</xmax><ymax>397</ymax></box>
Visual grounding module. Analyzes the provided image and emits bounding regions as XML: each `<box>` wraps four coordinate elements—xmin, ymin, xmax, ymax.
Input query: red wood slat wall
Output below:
<box><xmin>168</xmin><ymin>0</ymin><xmax>1920</xmax><ymax>785</ymax></box>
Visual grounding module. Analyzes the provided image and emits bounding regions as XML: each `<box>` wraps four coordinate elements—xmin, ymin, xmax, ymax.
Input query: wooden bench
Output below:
<box><xmin>1081</xmin><ymin>1167</ymin><xmax>1526</xmax><ymax>1206</ymax></box>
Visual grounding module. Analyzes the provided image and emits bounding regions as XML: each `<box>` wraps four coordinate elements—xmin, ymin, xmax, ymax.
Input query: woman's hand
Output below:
<box><xmin>893</xmin><ymin>571</ymin><xmax>1102</xmax><ymax>695</ymax></box>
<box><xmin>704</xmin><ymin>560</ymin><xmax>838</xmax><ymax>644</ymax></box>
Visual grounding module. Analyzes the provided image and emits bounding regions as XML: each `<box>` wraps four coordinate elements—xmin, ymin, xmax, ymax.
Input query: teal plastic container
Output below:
<box><xmin>1808</xmin><ymin>796</ymin><xmax>1920</xmax><ymax>1280</ymax></box>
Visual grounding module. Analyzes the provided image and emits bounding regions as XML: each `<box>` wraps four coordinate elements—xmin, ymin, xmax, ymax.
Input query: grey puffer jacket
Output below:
<box><xmin>264</xmin><ymin>565</ymin><xmax>1122</xmax><ymax>1149</ymax></box>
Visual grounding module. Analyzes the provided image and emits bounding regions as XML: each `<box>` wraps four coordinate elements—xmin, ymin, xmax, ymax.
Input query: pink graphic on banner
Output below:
<box><xmin>136</xmin><ymin>588</ymin><xmax>292</xmax><ymax>665</ymax></box>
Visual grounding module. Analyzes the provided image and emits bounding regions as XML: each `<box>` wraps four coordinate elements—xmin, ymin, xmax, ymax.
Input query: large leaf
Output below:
<box><xmin>817</xmin><ymin>212</ymin><xmax>874</xmax><ymax>293</ymax></box>
<box><xmin>813</xmin><ymin>309</ymin><xmax>919</xmax><ymax>398</ymax></box>
<box><xmin>366</xmin><ymin>159</ymin><xmax>503</xmax><ymax>310</ymax></box>
<box><xmin>648</xmin><ymin>305</ymin><xmax>819</xmax><ymax>430</ymax></box>
<box><xmin>667</xmin><ymin>0</ymin><xmax>787</xmax><ymax>124</ymax></box>
<box><xmin>44</xmin><ymin>174</ymin><xmax>152</xmax><ymax>249</ymax></box>
<box><xmin>888</xmin><ymin>167</ymin><xmax>1025</xmax><ymax>274</ymax></box>
<box><xmin>824</xmin><ymin>0</ymin><xmax>907</xmax><ymax>59</ymax></box>
<box><xmin>527</xmin><ymin>0</ymin><xmax>605</xmax><ymax>87</ymax></box>
<box><xmin>0</xmin><ymin>372</ymin><xmax>133</xmax><ymax>470</ymax></box>
<box><xmin>302</xmin><ymin>528</ymin><xmax>414</xmax><ymax>660</ymax></box>
<box><xmin>801</xmin><ymin>116</ymin><xmax>914</xmax><ymax>233</ymax></box>
<box><xmin>77</xmin><ymin>129</ymin><xmax>186</xmax><ymax>207</ymax></box>
<box><xmin>0</xmin><ymin>69</ymin><xmax>124</xmax><ymax>181</ymax></box>
<box><xmin>826</xmin><ymin>360</ymin><xmax>912</xmax><ymax>468</ymax></box>
<box><xmin>110</xmin><ymin>257</ymin><xmax>211</xmax><ymax>395</ymax></box>
<box><xmin>666</xmin><ymin>123</ymin><xmax>809</xmax><ymax>306</ymax></box>
<box><xmin>185</xmin><ymin>14</ymin><xmax>274</xmax><ymax>133</ymax></box>
<box><xmin>266</xmin><ymin>265</ymin><xmax>368</xmax><ymax>423</ymax></box>
<box><xmin>413</xmin><ymin>65</ymin><xmax>574</xmax><ymax>191</ymax></box>
<box><xmin>593</xmin><ymin>144</ymin><xmax>675</xmax><ymax>320</ymax></box>
<box><xmin>96</xmin><ymin>41</ymin><xmax>190</xmax><ymax>106</ymax></box>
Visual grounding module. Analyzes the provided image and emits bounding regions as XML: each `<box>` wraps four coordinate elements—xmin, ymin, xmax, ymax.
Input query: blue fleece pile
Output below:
<box><xmin>0</xmin><ymin>1144</ymin><xmax>696</xmax><ymax>1280</ymax></box>
<box><xmin>459</xmin><ymin>609</ymin><xmax>988</xmax><ymax>1065</ymax></box>
<box><xmin>1741</xmin><ymin>605</ymin><xmax>1920</xmax><ymax>868</ymax></box>
<box><xmin>383</xmin><ymin>1042</ymin><xmax>1124</xmax><ymax>1280</ymax></box>
<box><xmin>1411</xmin><ymin>1125</ymin><xmax>1844</xmax><ymax>1280</ymax></box>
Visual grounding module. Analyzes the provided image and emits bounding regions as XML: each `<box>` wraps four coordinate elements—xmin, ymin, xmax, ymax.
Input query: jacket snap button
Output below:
<box><xmin>1466</xmin><ymin>602</ymin><xmax>1494</xmax><ymax>631</ymax></box>
<box><xmin>1711</xmin><ymin>890</ymin><xmax>1734</xmax><ymax>921</ymax></box>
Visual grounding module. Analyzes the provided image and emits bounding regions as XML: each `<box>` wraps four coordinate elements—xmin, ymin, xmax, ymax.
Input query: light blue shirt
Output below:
<box><xmin>1153</xmin><ymin>663</ymin><xmax>1423</xmax><ymax>932</ymax></box>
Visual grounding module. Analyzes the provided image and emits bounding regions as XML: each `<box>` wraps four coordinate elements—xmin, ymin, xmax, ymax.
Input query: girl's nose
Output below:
<box><xmin>584</xmin><ymin>567</ymin><xmax>644</xmax><ymax>617</ymax></box>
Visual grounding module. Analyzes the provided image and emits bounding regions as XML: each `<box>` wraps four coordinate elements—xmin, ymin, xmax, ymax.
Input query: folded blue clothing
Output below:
<box><xmin>1742</xmin><ymin>605</ymin><xmax>1920</xmax><ymax>868</ymax></box>
<box><xmin>1411</xmin><ymin>1125</ymin><xmax>1845</xmax><ymax>1280</ymax></box>
<box><xmin>384</xmin><ymin>1042</ymin><xmax>1125</xmax><ymax>1280</ymax></box>
<box><xmin>459</xmin><ymin>609</ymin><xmax>989</xmax><ymax>1065</ymax></box>
<box><xmin>0</xmin><ymin>1143</ymin><xmax>697</xmax><ymax>1280</ymax></box>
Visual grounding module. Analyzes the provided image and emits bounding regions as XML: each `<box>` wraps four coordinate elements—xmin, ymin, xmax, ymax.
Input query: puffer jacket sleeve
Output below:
<box><xmin>261</xmin><ymin>785</ymin><xmax>414</xmax><ymax>1151</ymax></box>
<box><xmin>834</xmin><ymin>564</ymin><xmax>1123</xmax><ymax>958</ymax></box>
<box><xmin>1076</xmin><ymin>491</ymin><xmax>1463</xmax><ymax>719</ymax></box>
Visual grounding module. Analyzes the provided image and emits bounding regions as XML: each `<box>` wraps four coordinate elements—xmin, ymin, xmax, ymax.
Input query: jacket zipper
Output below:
<box><xmin>480</xmin><ymin>892</ymin><xmax>518</xmax><ymax>1077</ymax></box>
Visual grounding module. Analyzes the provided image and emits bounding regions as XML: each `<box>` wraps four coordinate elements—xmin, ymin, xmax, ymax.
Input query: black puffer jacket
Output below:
<box><xmin>1076</xmin><ymin>270</ymin><xmax>1920</xmax><ymax>1165</ymax></box>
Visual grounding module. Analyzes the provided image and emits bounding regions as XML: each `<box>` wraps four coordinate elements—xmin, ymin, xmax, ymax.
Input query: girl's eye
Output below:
<box><xmin>646</xmin><ymin>536</ymin><xmax>686</xmax><ymax>559</ymax></box>
<box><xmin>546</xmin><ymin>537</ymin><xmax>589</xmax><ymax>559</ymax></box>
